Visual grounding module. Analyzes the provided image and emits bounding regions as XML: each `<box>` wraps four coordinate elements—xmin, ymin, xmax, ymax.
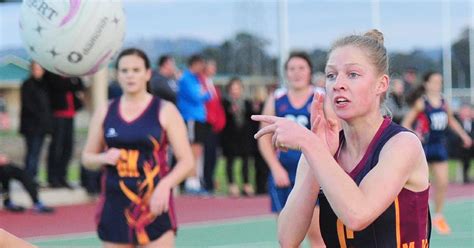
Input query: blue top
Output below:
<box><xmin>176</xmin><ymin>70</ymin><xmax>211</xmax><ymax>122</ymax></box>
<box><xmin>274</xmin><ymin>88</ymin><xmax>313</xmax><ymax>183</ymax></box>
<box><xmin>423</xmin><ymin>96</ymin><xmax>448</xmax><ymax>144</ymax></box>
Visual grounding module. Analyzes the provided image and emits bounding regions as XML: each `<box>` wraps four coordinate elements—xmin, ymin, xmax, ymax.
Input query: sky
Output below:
<box><xmin>0</xmin><ymin>0</ymin><xmax>472</xmax><ymax>54</ymax></box>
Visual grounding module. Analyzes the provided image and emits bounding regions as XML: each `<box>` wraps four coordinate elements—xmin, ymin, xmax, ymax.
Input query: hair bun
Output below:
<box><xmin>364</xmin><ymin>29</ymin><xmax>384</xmax><ymax>45</ymax></box>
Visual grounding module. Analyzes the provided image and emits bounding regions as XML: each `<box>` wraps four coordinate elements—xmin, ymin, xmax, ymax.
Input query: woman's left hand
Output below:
<box><xmin>149</xmin><ymin>181</ymin><xmax>171</xmax><ymax>216</ymax></box>
<box><xmin>252</xmin><ymin>115</ymin><xmax>313</xmax><ymax>152</ymax></box>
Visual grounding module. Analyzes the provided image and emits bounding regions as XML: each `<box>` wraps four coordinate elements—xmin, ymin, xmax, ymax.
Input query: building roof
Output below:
<box><xmin>0</xmin><ymin>55</ymin><xmax>30</xmax><ymax>86</ymax></box>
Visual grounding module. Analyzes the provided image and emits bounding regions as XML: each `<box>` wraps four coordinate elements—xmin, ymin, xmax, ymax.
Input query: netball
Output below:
<box><xmin>19</xmin><ymin>0</ymin><xmax>125</xmax><ymax>76</ymax></box>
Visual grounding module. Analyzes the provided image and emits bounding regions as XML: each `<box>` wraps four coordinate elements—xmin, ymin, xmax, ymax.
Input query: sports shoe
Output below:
<box><xmin>4</xmin><ymin>202</ymin><xmax>25</xmax><ymax>213</ymax></box>
<box><xmin>433</xmin><ymin>215</ymin><xmax>451</xmax><ymax>235</ymax></box>
<box><xmin>33</xmin><ymin>202</ymin><xmax>54</xmax><ymax>214</ymax></box>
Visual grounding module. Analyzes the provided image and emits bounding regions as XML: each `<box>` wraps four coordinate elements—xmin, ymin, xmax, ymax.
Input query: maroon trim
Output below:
<box><xmin>398</xmin><ymin>187</ymin><xmax>430</xmax><ymax>247</ymax></box>
<box><xmin>118</xmin><ymin>96</ymin><xmax>155</xmax><ymax>125</ymax></box>
<box><xmin>348</xmin><ymin>117</ymin><xmax>391</xmax><ymax>179</ymax></box>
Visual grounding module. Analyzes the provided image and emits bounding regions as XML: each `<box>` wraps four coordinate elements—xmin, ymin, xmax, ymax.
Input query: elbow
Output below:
<box><xmin>277</xmin><ymin>214</ymin><xmax>303</xmax><ymax>248</ymax></box>
<box><xmin>278</xmin><ymin>234</ymin><xmax>301</xmax><ymax>248</ymax></box>
<box><xmin>343</xmin><ymin>213</ymin><xmax>371</xmax><ymax>231</ymax></box>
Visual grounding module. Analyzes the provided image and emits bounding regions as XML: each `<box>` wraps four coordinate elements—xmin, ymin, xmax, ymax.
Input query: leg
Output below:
<box><xmin>3</xmin><ymin>165</ymin><xmax>39</xmax><ymax>204</ymax></box>
<box><xmin>0</xmin><ymin>165</ymin><xmax>25</xmax><ymax>212</ymax></box>
<box><xmin>47</xmin><ymin>117</ymin><xmax>63</xmax><ymax>186</ymax></box>
<box><xmin>23</xmin><ymin>134</ymin><xmax>45</xmax><ymax>180</ymax></box>
<box><xmin>242</xmin><ymin>155</ymin><xmax>254</xmax><ymax>196</ymax></box>
<box><xmin>460</xmin><ymin>149</ymin><xmax>471</xmax><ymax>183</ymax></box>
<box><xmin>59</xmin><ymin>118</ymin><xmax>74</xmax><ymax>187</ymax></box>
<box><xmin>203</xmin><ymin>131</ymin><xmax>217</xmax><ymax>192</ymax></box>
<box><xmin>254</xmin><ymin>152</ymin><xmax>269</xmax><ymax>195</ymax></box>
<box><xmin>144</xmin><ymin>230</ymin><xmax>175</xmax><ymax>248</ymax></box>
<box><xmin>103</xmin><ymin>242</ymin><xmax>134</xmax><ymax>248</ymax></box>
<box><xmin>430</xmin><ymin>161</ymin><xmax>451</xmax><ymax>234</ymax></box>
<box><xmin>226</xmin><ymin>155</ymin><xmax>239</xmax><ymax>197</ymax></box>
<box><xmin>307</xmin><ymin>206</ymin><xmax>325</xmax><ymax>247</ymax></box>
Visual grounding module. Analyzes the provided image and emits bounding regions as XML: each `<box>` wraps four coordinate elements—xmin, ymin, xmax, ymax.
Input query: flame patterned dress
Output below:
<box><xmin>97</xmin><ymin>97</ymin><xmax>176</xmax><ymax>245</ymax></box>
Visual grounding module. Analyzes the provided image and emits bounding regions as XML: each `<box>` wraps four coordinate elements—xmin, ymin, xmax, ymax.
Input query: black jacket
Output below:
<box><xmin>150</xmin><ymin>71</ymin><xmax>177</xmax><ymax>104</ymax></box>
<box><xmin>44</xmin><ymin>71</ymin><xmax>84</xmax><ymax>112</ymax></box>
<box><xmin>19</xmin><ymin>77</ymin><xmax>53</xmax><ymax>135</ymax></box>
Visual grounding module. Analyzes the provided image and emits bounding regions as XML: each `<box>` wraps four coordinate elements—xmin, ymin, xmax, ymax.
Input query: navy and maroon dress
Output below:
<box><xmin>319</xmin><ymin>118</ymin><xmax>431</xmax><ymax>248</ymax></box>
<box><xmin>96</xmin><ymin>97</ymin><xmax>176</xmax><ymax>245</ymax></box>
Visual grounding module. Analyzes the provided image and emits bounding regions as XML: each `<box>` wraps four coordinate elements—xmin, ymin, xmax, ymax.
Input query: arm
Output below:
<box><xmin>157</xmin><ymin>102</ymin><xmax>194</xmax><ymax>188</ymax></box>
<box><xmin>278</xmin><ymin>155</ymin><xmax>320</xmax><ymax>247</ymax></box>
<box><xmin>81</xmin><ymin>104</ymin><xmax>120</xmax><ymax>170</ymax></box>
<box><xmin>446</xmin><ymin>104</ymin><xmax>472</xmax><ymax>148</ymax></box>
<box><xmin>401</xmin><ymin>98</ymin><xmax>424</xmax><ymax>130</ymax></box>
<box><xmin>150</xmin><ymin>101</ymin><xmax>194</xmax><ymax>215</ymax></box>
<box><xmin>0</xmin><ymin>229</ymin><xmax>36</xmax><ymax>248</ymax></box>
<box><xmin>179</xmin><ymin>77</ymin><xmax>211</xmax><ymax>104</ymax></box>
<box><xmin>301</xmin><ymin>131</ymin><xmax>428</xmax><ymax>230</ymax></box>
<box><xmin>257</xmin><ymin>95</ymin><xmax>290</xmax><ymax>187</ymax></box>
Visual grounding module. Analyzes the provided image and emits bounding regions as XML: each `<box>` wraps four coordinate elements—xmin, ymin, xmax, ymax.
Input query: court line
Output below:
<box><xmin>28</xmin><ymin>214</ymin><xmax>276</xmax><ymax>242</ymax></box>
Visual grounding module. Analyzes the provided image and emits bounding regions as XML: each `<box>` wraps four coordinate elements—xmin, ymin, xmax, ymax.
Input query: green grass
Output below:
<box><xmin>33</xmin><ymin>158</ymin><xmax>474</xmax><ymax>191</ymax></box>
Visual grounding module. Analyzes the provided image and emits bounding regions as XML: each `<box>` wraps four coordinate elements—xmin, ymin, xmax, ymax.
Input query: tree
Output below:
<box><xmin>452</xmin><ymin>27</ymin><xmax>470</xmax><ymax>88</ymax></box>
<box><xmin>202</xmin><ymin>32</ymin><xmax>276</xmax><ymax>76</ymax></box>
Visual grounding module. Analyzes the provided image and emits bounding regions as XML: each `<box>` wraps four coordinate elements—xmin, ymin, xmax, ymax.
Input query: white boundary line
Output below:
<box><xmin>28</xmin><ymin>214</ymin><xmax>276</xmax><ymax>242</ymax></box>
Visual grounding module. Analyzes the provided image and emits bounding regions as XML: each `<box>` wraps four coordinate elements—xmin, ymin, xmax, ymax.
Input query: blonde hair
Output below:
<box><xmin>329</xmin><ymin>29</ymin><xmax>390</xmax><ymax>112</ymax></box>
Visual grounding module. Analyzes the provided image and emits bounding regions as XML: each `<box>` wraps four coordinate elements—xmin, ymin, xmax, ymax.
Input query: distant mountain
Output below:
<box><xmin>420</xmin><ymin>48</ymin><xmax>442</xmax><ymax>61</ymax></box>
<box><xmin>0</xmin><ymin>37</ymin><xmax>214</xmax><ymax>66</ymax></box>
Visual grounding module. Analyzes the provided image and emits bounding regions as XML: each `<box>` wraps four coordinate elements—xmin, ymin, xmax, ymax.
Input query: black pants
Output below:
<box><xmin>225</xmin><ymin>154</ymin><xmax>250</xmax><ymax>184</ymax></box>
<box><xmin>48</xmin><ymin>117</ymin><xmax>74</xmax><ymax>184</ymax></box>
<box><xmin>24</xmin><ymin>133</ymin><xmax>46</xmax><ymax>180</ymax></box>
<box><xmin>203</xmin><ymin>131</ymin><xmax>218</xmax><ymax>192</ymax></box>
<box><xmin>0</xmin><ymin>163</ymin><xmax>39</xmax><ymax>204</ymax></box>
<box><xmin>460</xmin><ymin>148</ymin><xmax>473</xmax><ymax>183</ymax></box>
<box><xmin>253</xmin><ymin>152</ymin><xmax>268</xmax><ymax>195</ymax></box>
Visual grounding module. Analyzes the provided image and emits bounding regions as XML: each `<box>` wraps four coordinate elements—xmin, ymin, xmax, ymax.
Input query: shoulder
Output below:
<box><xmin>380</xmin><ymin>131</ymin><xmax>424</xmax><ymax>163</ymax></box>
<box><xmin>273</xmin><ymin>87</ymin><xmax>287</xmax><ymax>100</ymax></box>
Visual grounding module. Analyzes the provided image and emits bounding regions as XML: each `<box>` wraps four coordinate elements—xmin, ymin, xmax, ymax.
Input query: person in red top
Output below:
<box><xmin>199</xmin><ymin>59</ymin><xmax>226</xmax><ymax>194</ymax></box>
<box><xmin>44</xmin><ymin>71</ymin><xmax>85</xmax><ymax>188</ymax></box>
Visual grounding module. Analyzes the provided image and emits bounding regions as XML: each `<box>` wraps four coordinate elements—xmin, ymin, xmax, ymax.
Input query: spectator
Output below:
<box><xmin>386</xmin><ymin>78</ymin><xmax>409</xmax><ymax>124</ymax></box>
<box><xmin>150</xmin><ymin>55</ymin><xmax>179</xmax><ymax>104</ymax></box>
<box><xmin>221</xmin><ymin>78</ymin><xmax>252</xmax><ymax>197</ymax></box>
<box><xmin>19</xmin><ymin>61</ymin><xmax>52</xmax><ymax>183</ymax></box>
<box><xmin>199</xmin><ymin>59</ymin><xmax>226</xmax><ymax>194</ymax></box>
<box><xmin>177</xmin><ymin>54</ymin><xmax>212</xmax><ymax>194</ymax></box>
<box><xmin>0</xmin><ymin>153</ymin><xmax>54</xmax><ymax>213</ymax></box>
<box><xmin>247</xmin><ymin>86</ymin><xmax>268</xmax><ymax>195</ymax></box>
<box><xmin>402</xmin><ymin>67</ymin><xmax>418</xmax><ymax>96</ymax></box>
<box><xmin>44</xmin><ymin>71</ymin><xmax>85</xmax><ymax>189</ymax></box>
<box><xmin>455</xmin><ymin>104</ymin><xmax>473</xmax><ymax>183</ymax></box>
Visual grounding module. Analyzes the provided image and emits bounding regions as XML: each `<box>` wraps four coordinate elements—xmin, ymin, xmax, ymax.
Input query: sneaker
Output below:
<box><xmin>4</xmin><ymin>202</ymin><xmax>25</xmax><ymax>213</ymax></box>
<box><xmin>433</xmin><ymin>215</ymin><xmax>451</xmax><ymax>235</ymax></box>
<box><xmin>33</xmin><ymin>202</ymin><xmax>54</xmax><ymax>214</ymax></box>
<box><xmin>242</xmin><ymin>184</ymin><xmax>255</xmax><ymax>197</ymax></box>
<box><xmin>228</xmin><ymin>184</ymin><xmax>240</xmax><ymax>197</ymax></box>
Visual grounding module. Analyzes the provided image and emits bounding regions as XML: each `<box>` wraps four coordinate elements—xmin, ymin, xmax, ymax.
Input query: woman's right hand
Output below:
<box><xmin>102</xmin><ymin>148</ymin><xmax>121</xmax><ymax>165</ymax></box>
<box><xmin>272</xmin><ymin>165</ymin><xmax>291</xmax><ymax>188</ymax></box>
<box><xmin>310</xmin><ymin>92</ymin><xmax>340</xmax><ymax>155</ymax></box>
